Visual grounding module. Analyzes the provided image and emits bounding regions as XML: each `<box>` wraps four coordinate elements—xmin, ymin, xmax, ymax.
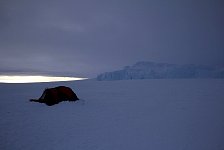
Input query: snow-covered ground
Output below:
<box><xmin>0</xmin><ymin>79</ymin><xmax>224</xmax><ymax>150</ymax></box>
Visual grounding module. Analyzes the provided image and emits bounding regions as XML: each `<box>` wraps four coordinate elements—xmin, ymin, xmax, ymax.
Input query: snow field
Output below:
<box><xmin>0</xmin><ymin>79</ymin><xmax>224</xmax><ymax>150</ymax></box>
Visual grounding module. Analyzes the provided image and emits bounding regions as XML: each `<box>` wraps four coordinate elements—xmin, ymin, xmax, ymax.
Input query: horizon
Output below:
<box><xmin>0</xmin><ymin>75</ymin><xmax>87</xmax><ymax>83</ymax></box>
<box><xmin>1</xmin><ymin>60</ymin><xmax>223</xmax><ymax>78</ymax></box>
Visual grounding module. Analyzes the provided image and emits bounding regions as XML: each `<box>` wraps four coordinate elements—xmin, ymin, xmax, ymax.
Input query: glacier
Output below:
<box><xmin>97</xmin><ymin>61</ymin><xmax>224</xmax><ymax>80</ymax></box>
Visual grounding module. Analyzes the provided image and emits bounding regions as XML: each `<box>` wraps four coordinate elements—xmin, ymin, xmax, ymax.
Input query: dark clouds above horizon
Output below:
<box><xmin>0</xmin><ymin>0</ymin><xmax>224</xmax><ymax>77</ymax></box>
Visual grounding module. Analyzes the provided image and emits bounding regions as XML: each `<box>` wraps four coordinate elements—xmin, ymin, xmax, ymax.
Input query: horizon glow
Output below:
<box><xmin>0</xmin><ymin>75</ymin><xmax>88</xmax><ymax>83</ymax></box>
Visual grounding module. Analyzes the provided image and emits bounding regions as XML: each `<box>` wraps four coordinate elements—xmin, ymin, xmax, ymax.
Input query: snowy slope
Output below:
<box><xmin>97</xmin><ymin>61</ymin><xmax>224</xmax><ymax>80</ymax></box>
<box><xmin>0</xmin><ymin>79</ymin><xmax>224</xmax><ymax>150</ymax></box>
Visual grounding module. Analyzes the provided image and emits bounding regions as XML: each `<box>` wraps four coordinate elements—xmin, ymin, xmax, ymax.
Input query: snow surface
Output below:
<box><xmin>97</xmin><ymin>61</ymin><xmax>224</xmax><ymax>80</ymax></box>
<box><xmin>0</xmin><ymin>79</ymin><xmax>224</xmax><ymax>150</ymax></box>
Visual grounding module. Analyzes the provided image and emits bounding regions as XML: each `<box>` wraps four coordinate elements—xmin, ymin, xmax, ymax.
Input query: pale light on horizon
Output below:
<box><xmin>0</xmin><ymin>75</ymin><xmax>88</xmax><ymax>83</ymax></box>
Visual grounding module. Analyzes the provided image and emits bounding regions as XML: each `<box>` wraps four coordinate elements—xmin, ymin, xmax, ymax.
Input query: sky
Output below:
<box><xmin>0</xmin><ymin>0</ymin><xmax>224</xmax><ymax>77</ymax></box>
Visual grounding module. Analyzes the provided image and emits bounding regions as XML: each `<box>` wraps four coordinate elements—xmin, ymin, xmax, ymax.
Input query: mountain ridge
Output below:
<box><xmin>97</xmin><ymin>61</ymin><xmax>224</xmax><ymax>80</ymax></box>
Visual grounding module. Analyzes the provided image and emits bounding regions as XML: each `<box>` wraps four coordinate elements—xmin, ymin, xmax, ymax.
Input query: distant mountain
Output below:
<box><xmin>97</xmin><ymin>61</ymin><xmax>224</xmax><ymax>80</ymax></box>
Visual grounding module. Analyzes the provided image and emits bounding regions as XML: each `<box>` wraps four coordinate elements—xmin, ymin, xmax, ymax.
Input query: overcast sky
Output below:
<box><xmin>0</xmin><ymin>0</ymin><xmax>224</xmax><ymax>77</ymax></box>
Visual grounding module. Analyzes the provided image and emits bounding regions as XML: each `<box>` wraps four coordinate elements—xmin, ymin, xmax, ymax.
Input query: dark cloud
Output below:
<box><xmin>0</xmin><ymin>0</ymin><xmax>224</xmax><ymax>77</ymax></box>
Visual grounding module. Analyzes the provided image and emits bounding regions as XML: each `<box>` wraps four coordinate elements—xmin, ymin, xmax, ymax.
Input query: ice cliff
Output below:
<box><xmin>97</xmin><ymin>61</ymin><xmax>224</xmax><ymax>80</ymax></box>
